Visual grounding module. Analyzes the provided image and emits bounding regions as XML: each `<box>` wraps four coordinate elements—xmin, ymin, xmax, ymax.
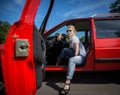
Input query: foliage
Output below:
<box><xmin>0</xmin><ymin>21</ymin><xmax>11</xmax><ymax>44</ymax></box>
<box><xmin>109</xmin><ymin>0</ymin><xmax>120</xmax><ymax>13</ymax></box>
<box><xmin>109</xmin><ymin>0</ymin><xmax>120</xmax><ymax>37</ymax></box>
<box><xmin>80</xmin><ymin>36</ymin><xmax>85</xmax><ymax>42</ymax></box>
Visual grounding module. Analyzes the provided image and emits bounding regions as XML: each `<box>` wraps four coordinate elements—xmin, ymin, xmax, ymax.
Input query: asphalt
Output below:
<box><xmin>0</xmin><ymin>71</ymin><xmax>120</xmax><ymax>95</ymax></box>
<box><xmin>37</xmin><ymin>71</ymin><xmax>120</xmax><ymax>95</ymax></box>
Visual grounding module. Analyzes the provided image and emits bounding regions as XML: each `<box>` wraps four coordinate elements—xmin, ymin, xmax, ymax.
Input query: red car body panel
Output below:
<box><xmin>95</xmin><ymin>38</ymin><xmax>120</xmax><ymax>58</ymax></box>
<box><xmin>92</xmin><ymin>18</ymin><xmax>120</xmax><ymax>71</ymax></box>
<box><xmin>1</xmin><ymin>0</ymin><xmax>41</xmax><ymax>95</ymax></box>
<box><xmin>94</xmin><ymin>38</ymin><xmax>120</xmax><ymax>70</ymax></box>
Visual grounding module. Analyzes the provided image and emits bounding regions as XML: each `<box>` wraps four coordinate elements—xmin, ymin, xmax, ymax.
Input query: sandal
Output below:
<box><xmin>60</xmin><ymin>83</ymin><xmax>70</xmax><ymax>95</ymax></box>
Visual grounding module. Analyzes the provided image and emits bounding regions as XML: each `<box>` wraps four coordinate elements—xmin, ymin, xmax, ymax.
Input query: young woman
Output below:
<box><xmin>56</xmin><ymin>25</ymin><xmax>86</xmax><ymax>95</ymax></box>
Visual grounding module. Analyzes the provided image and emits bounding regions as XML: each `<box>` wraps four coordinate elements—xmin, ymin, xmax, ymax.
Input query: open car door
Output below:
<box><xmin>0</xmin><ymin>0</ymin><xmax>53</xmax><ymax>94</ymax></box>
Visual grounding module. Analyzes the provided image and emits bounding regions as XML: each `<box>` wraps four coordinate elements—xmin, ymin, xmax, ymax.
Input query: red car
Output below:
<box><xmin>44</xmin><ymin>13</ymin><xmax>120</xmax><ymax>71</ymax></box>
<box><xmin>0</xmin><ymin>0</ymin><xmax>120</xmax><ymax>94</ymax></box>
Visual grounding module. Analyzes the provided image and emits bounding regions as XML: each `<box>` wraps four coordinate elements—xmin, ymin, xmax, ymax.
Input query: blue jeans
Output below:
<box><xmin>67</xmin><ymin>55</ymin><xmax>85</xmax><ymax>79</ymax></box>
<box><xmin>58</xmin><ymin>48</ymin><xmax>75</xmax><ymax>63</ymax></box>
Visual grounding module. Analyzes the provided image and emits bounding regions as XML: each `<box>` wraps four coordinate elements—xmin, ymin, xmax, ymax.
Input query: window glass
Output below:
<box><xmin>47</xmin><ymin>25</ymin><xmax>67</xmax><ymax>38</ymax></box>
<box><xmin>77</xmin><ymin>31</ymin><xmax>90</xmax><ymax>42</ymax></box>
<box><xmin>77</xmin><ymin>31</ymin><xmax>85</xmax><ymax>42</ymax></box>
<box><xmin>35</xmin><ymin>0</ymin><xmax>50</xmax><ymax>29</ymax></box>
<box><xmin>95</xmin><ymin>20</ymin><xmax>120</xmax><ymax>38</ymax></box>
<box><xmin>47</xmin><ymin>25</ymin><xmax>91</xmax><ymax>43</ymax></box>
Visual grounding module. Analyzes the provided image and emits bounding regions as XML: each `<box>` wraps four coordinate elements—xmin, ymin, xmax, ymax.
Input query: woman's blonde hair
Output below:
<box><xmin>67</xmin><ymin>25</ymin><xmax>77</xmax><ymax>35</ymax></box>
<box><xmin>67</xmin><ymin>25</ymin><xmax>77</xmax><ymax>42</ymax></box>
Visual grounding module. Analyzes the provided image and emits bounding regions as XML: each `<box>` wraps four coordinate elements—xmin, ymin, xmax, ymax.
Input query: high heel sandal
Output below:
<box><xmin>60</xmin><ymin>83</ymin><xmax>70</xmax><ymax>95</ymax></box>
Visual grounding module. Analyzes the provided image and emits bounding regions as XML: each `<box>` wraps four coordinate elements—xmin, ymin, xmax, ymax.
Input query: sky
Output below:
<box><xmin>0</xmin><ymin>0</ymin><xmax>116</xmax><ymax>30</ymax></box>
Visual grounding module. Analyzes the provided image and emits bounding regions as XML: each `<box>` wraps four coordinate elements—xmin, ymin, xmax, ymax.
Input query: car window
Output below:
<box><xmin>47</xmin><ymin>25</ymin><xmax>67</xmax><ymax>38</ymax></box>
<box><xmin>77</xmin><ymin>31</ymin><xmax>90</xmax><ymax>43</ymax></box>
<box><xmin>77</xmin><ymin>31</ymin><xmax>86</xmax><ymax>42</ymax></box>
<box><xmin>95</xmin><ymin>20</ymin><xmax>120</xmax><ymax>38</ymax></box>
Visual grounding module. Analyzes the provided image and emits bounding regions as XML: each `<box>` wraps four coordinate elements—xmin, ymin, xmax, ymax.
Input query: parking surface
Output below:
<box><xmin>37</xmin><ymin>71</ymin><xmax>120</xmax><ymax>95</ymax></box>
<box><xmin>0</xmin><ymin>71</ymin><xmax>120</xmax><ymax>95</ymax></box>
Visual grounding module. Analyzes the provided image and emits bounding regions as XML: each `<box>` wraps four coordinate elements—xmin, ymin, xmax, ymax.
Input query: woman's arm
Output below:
<box><xmin>74</xmin><ymin>43</ymin><xmax>79</xmax><ymax>56</ymax></box>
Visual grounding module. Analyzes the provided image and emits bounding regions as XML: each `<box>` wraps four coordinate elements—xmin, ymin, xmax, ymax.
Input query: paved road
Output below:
<box><xmin>0</xmin><ymin>71</ymin><xmax>120</xmax><ymax>95</ymax></box>
<box><xmin>37</xmin><ymin>71</ymin><xmax>120</xmax><ymax>95</ymax></box>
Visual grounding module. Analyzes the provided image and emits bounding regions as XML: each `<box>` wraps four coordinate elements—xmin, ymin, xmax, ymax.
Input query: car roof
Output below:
<box><xmin>67</xmin><ymin>13</ymin><xmax>120</xmax><ymax>21</ymax></box>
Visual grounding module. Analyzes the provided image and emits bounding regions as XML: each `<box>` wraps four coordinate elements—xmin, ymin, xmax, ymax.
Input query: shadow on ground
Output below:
<box><xmin>44</xmin><ymin>71</ymin><xmax>120</xmax><ymax>84</ymax></box>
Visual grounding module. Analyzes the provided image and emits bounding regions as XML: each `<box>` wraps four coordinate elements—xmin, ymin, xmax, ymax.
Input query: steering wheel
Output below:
<box><xmin>45</xmin><ymin>36</ymin><xmax>56</xmax><ymax>50</ymax></box>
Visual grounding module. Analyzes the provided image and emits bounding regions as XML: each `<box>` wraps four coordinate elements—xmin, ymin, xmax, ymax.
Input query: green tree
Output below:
<box><xmin>0</xmin><ymin>21</ymin><xmax>11</xmax><ymax>44</ymax></box>
<box><xmin>109</xmin><ymin>0</ymin><xmax>120</xmax><ymax>37</ymax></box>
<box><xmin>80</xmin><ymin>36</ymin><xmax>85</xmax><ymax>43</ymax></box>
<box><xmin>109</xmin><ymin>0</ymin><xmax>120</xmax><ymax>13</ymax></box>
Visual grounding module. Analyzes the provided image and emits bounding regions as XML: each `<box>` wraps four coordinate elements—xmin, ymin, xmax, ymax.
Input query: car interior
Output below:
<box><xmin>45</xmin><ymin>20</ymin><xmax>91</xmax><ymax>66</ymax></box>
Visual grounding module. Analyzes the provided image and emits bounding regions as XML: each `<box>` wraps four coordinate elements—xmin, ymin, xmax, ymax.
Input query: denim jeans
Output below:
<box><xmin>58</xmin><ymin>48</ymin><xmax>75</xmax><ymax>63</ymax></box>
<box><xmin>67</xmin><ymin>55</ymin><xmax>85</xmax><ymax>79</ymax></box>
<box><xmin>58</xmin><ymin>48</ymin><xmax>85</xmax><ymax>80</ymax></box>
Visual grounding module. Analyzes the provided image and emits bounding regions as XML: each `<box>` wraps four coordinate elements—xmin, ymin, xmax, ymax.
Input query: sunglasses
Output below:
<box><xmin>67</xmin><ymin>30</ymin><xmax>72</xmax><ymax>32</ymax></box>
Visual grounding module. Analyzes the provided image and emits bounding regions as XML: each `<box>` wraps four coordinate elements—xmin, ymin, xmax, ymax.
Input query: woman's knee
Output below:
<box><xmin>63</xmin><ymin>48</ymin><xmax>69</xmax><ymax>52</ymax></box>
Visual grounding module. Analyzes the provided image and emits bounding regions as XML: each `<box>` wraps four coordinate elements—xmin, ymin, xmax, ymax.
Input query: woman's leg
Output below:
<box><xmin>67</xmin><ymin>56</ymin><xmax>83</xmax><ymax>79</ymax></box>
<box><xmin>61</xmin><ymin>56</ymin><xmax>83</xmax><ymax>94</ymax></box>
<box><xmin>56</xmin><ymin>48</ymin><xmax>74</xmax><ymax>65</ymax></box>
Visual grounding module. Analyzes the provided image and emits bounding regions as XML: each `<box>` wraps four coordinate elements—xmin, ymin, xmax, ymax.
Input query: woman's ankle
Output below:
<box><xmin>65</xmin><ymin>79</ymin><xmax>71</xmax><ymax>84</ymax></box>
